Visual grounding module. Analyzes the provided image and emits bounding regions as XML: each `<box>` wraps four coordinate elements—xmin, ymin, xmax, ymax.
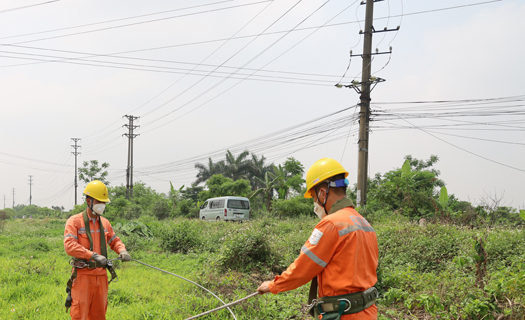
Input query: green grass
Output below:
<box><xmin>0</xmin><ymin>217</ymin><xmax>524</xmax><ymax>319</ymax></box>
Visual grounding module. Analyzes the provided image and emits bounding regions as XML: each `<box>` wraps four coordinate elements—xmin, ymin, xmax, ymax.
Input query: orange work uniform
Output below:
<box><xmin>64</xmin><ymin>211</ymin><xmax>126</xmax><ymax>320</ymax></box>
<box><xmin>269</xmin><ymin>198</ymin><xmax>379</xmax><ymax>319</ymax></box>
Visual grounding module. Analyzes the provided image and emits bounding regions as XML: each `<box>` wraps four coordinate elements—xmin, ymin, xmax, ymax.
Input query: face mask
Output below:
<box><xmin>313</xmin><ymin>201</ymin><xmax>326</xmax><ymax>219</ymax></box>
<box><xmin>313</xmin><ymin>188</ymin><xmax>327</xmax><ymax>219</ymax></box>
<box><xmin>92</xmin><ymin>203</ymin><xmax>106</xmax><ymax>215</ymax></box>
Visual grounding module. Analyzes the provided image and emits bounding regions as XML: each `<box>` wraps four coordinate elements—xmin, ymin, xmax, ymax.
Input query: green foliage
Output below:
<box><xmin>199</xmin><ymin>174</ymin><xmax>251</xmax><ymax>200</ymax></box>
<box><xmin>217</xmin><ymin>224</ymin><xmax>278</xmax><ymax>272</ymax></box>
<box><xmin>1</xmin><ymin>215</ymin><xmax>525</xmax><ymax>319</ymax></box>
<box><xmin>151</xmin><ymin>199</ymin><xmax>171</xmax><ymax>220</ymax></box>
<box><xmin>114</xmin><ymin>221</ymin><xmax>153</xmax><ymax>238</ymax></box>
<box><xmin>271</xmin><ymin>196</ymin><xmax>313</xmax><ymax>218</ymax></box>
<box><xmin>159</xmin><ymin>220</ymin><xmax>200</xmax><ymax>254</ymax></box>
<box><xmin>122</xmin><ymin>204</ymin><xmax>143</xmax><ymax>220</ymax></box>
<box><xmin>366</xmin><ymin>155</ymin><xmax>445</xmax><ymax>219</ymax></box>
<box><xmin>0</xmin><ymin>210</ymin><xmax>7</xmax><ymax>232</ymax></box>
<box><xmin>78</xmin><ymin>159</ymin><xmax>110</xmax><ymax>185</ymax></box>
<box><xmin>378</xmin><ymin>223</ymin><xmax>464</xmax><ymax>273</ymax></box>
<box><xmin>173</xmin><ymin>199</ymin><xmax>199</xmax><ymax>218</ymax></box>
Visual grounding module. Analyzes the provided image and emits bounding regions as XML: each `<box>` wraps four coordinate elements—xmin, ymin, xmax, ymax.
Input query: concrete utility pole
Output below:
<box><xmin>71</xmin><ymin>138</ymin><xmax>81</xmax><ymax>206</ymax></box>
<box><xmin>3</xmin><ymin>195</ymin><xmax>5</xmax><ymax>209</ymax></box>
<box><xmin>12</xmin><ymin>188</ymin><xmax>15</xmax><ymax>209</ymax></box>
<box><xmin>123</xmin><ymin>115</ymin><xmax>139</xmax><ymax>199</ymax></box>
<box><xmin>343</xmin><ymin>0</ymin><xmax>395</xmax><ymax>206</ymax></box>
<box><xmin>28</xmin><ymin>175</ymin><xmax>33</xmax><ymax>205</ymax></box>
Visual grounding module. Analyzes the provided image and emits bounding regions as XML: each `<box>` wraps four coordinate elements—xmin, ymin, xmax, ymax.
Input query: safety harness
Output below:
<box><xmin>307</xmin><ymin>279</ymin><xmax>378</xmax><ymax>319</ymax></box>
<box><xmin>65</xmin><ymin>211</ymin><xmax>118</xmax><ymax>313</ymax></box>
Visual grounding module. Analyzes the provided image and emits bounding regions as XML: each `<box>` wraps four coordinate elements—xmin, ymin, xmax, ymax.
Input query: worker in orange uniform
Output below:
<box><xmin>64</xmin><ymin>180</ymin><xmax>131</xmax><ymax>320</ymax></box>
<box><xmin>257</xmin><ymin>158</ymin><xmax>379</xmax><ymax>319</ymax></box>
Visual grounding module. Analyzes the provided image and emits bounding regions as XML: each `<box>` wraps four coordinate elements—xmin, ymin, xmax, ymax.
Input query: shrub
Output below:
<box><xmin>160</xmin><ymin>221</ymin><xmax>200</xmax><ymax>254</ymax></box>
<box><xmin>218</xmin><ymin>225</ymin><xmax>278</xmax><ymax>272</ymax></box>
<box><xmin>151</xmin><ymin>199</ymin><xmax>171</xmax><ymax>220</ymax></box>
<box><xmin>271</xmin><ymin>196</ymin><xmax>313</xmax><ymax>218</ymax></box>
<box><xmin>123</xmin><ymin>204</ymin><xmax>143</xmax><ymax>220</ymax></box>
<box><xmin>173</xmin><ymin>199</ymin><xmax>199</xmax><ymax>218</ymax></box>
<box><xmin>0</xmin><ymin>210</ymin><xmax>7</xmax><ymax>232</ymax></box>
<box><xmin>378</xmin><ymin>223</ymin><xmax>464</xmax><ymax>273</ymax></box>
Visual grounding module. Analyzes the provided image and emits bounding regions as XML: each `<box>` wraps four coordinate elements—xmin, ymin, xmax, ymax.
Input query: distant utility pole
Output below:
<box><xmin>71</xmin><ymin>138</ymin><xmax>81</xmax><ymax>206</ymax></box>
<box><xmin>28</xmin><ymin>175</ymin><xmax>33</xmax><ymax>205</ymax></box>
<box><xmin>341</xmin><ymin>0</ymin><xmax>397</xmax><ymax>206</ymax></box>
<box><xmin>3</xmin><ymin>195</ymin><xmax>5</xmax><ymax>209</ymax></box>
<box><xmin>123</xmin><ymin>115</ymin><xmax>139</xmax><ymax>199</ymax></box>
<box><xmin>12</xmin><ymin>188</ymin><xmax>15</xmax><ymax>209</ymax></box>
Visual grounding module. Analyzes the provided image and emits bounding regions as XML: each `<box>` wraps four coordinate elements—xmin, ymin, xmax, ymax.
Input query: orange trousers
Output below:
<box><xmin>70</xmin><ymin>274</ymin><xmax>108</xmax><ymax>320</ymax></box>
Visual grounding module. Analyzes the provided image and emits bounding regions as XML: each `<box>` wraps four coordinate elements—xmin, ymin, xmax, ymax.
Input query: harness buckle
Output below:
<box><xmin>69</xmin><ymin>258</ymin><xmax>88</xmax><ymax>269</ymax></box>
<box><xmin>337</xmin><ymin>298</ymin><xmax>351</xmax><ymax>312</ymax></box>
<box><xmin>306</xmin><ymin>299</ymin><xmax>320</xmax><ymax>312</ymax></box>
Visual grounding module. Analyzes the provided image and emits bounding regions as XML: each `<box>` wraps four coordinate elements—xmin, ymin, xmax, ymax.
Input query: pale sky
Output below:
<box><xmin>1</xmin><ymin>0</ymin><xmax>524</xmax><ymax>211</ymax></box>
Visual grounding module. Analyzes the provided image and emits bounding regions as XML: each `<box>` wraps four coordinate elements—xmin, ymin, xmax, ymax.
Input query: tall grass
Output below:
<box><xmin>0</xmin><ymin>217</ymin><xmax>523</xmax><ymax>319</ymax></box>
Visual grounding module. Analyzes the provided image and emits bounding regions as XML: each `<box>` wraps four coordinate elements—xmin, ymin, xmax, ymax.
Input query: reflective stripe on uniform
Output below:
<box><xmin>79</xmin><ymin>227</ymin><xmax>100</xmax><ymax>234</ymax></box>
<box><xmin>108</xmin><ymin>234</ymin><xmax>117</xmax><ymax>245</ymax></box>
<box><xmin>339</xmin><ymin>224</ymin><xmax>375</xmax><ymax>236</ymax></box>
<box><xmin>64</xmin><ymin>234</ymin><xmax>78</xmax><ymax>240</ymax></box>
<box><xmin>301</xmin><ymin>245</ymin><xmax>327</xmax><ymax>268</ymax></box>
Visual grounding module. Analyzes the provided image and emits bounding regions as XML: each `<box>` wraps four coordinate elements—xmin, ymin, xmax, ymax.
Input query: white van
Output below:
<box><xmin>199</xmin><ymin>196</ymin><xmax>251</xmax><ymax>221</ymax></box>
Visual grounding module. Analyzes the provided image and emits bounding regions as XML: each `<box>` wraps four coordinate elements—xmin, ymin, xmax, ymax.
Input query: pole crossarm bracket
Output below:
<box><xmin>360</xmin><ymin>0</ymin><xmax>385</xmax><ymax>4</ymax></box>
<box><xmin>360</xmin><ymin>26</ymin><xmax>399</xmax><ymax>34</ymax></box>
<box><xmin>335</xmin><ymin>77</ymin><xmax>385</xmax><ymax>94</ymax></box>
<box><xmin>350</xmin><ymin>47</ymin><xmax>392</xmax><ymax>57</ymax></box>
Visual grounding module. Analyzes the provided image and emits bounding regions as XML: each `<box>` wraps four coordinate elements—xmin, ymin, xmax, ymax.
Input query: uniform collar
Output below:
<box><xmin>328</xmin><ymin>197</ymin><xmax>355</xmax><ymax>215</ymax></box>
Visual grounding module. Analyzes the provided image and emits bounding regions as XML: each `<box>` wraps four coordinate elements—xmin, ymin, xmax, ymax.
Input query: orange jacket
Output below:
<box><xmin>64</xmin><ymin>211</ymin><xmax>126</xmax><ymax>276</ymax></box>
<box><xmin>269</xmin><ymin>198</ymin><xmax>378</xmax><ymax>319</ymax></box>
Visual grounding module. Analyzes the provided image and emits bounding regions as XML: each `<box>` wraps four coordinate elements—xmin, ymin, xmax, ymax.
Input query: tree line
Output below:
<box><xmin>0</xmin><ymin>152</ymin><xmax>523</xmax><ymax>228</ymax></box>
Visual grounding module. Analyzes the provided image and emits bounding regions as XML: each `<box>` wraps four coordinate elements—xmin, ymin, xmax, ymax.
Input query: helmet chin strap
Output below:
<box><xmin>316</xmin><ymin>183</ymin><xmax>331</xmax><ymax>214</ymax></box>
<box><xmin>87</xmin><ymin>197</ymin><xmax>99</xmax><ymax>216</ymax></box>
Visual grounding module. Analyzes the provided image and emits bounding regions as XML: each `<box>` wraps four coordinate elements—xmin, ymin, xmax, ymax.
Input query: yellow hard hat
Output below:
<box><xmin>83</xmin><ymin>180</ymin><xmax>111</xmax><ymax>203</ymax></box>
<box><xmin>304</xmin><ymin>158</ymin><xmax>349</xmax><ymax>198</ymax></box>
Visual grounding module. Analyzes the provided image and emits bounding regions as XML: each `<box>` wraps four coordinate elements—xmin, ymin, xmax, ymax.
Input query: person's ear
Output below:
<box><xmin>318</xmin><ymin>188</ymin><xmax>327</xmax><ymax>204</ymax></box>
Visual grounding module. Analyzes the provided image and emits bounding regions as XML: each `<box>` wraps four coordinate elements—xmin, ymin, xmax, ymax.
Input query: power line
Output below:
<box><xmin>0</xmin><ymin>0</ymin><xmax>233</xmax><ymax>40</ymax></box>
<box><xmin>0</xmin><ymin>0</ymin><xmax>59</xmax><ymax>14</ymax></box>
<box><xmin>383</xmin><ymin>113</ymin><xmax>525</xmax><ymax>173</ymax></box>
<box><xmin>11</xmin><ymin>0</ymin><xmax>274</xmax><ymax>45</ymax></box>
<box><xmin>139</xmin><ymin>0</ymin><xmax>338</xmax><ymax>133</ymax></box>
<box><xmin>0</xmin><ymin>1</ymin><xmax>501</xmax><ymax>70</ymax></box>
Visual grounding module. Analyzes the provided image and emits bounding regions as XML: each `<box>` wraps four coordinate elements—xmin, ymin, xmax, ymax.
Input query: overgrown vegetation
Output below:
<box><xmin>1</xmin><ymin>215</ymin><xmax>524</xmax><ymax>319</ymax></box>
<box><xmin>2</xmin><ymin>153</ymin><xmax>524</xmax><ymax>318</ymax></box>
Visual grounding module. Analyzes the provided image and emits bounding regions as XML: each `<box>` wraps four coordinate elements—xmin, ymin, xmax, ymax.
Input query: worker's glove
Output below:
<box><xmin>119</xmin><ymin>250</ymin><xmax>131</xmax><ymax>262</ymax></box>
<box><xmin>91</xmin><ymin>253</ymin><xmax>107</xmax><ymax>267</ymax></box>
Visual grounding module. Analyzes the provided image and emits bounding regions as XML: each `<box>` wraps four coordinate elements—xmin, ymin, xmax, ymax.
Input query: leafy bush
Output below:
<box><xmin>160</xmin><ymin>220</ymin><xmax>200</xmax><ymax>254</ymax></box>
<box><xmin>378</xmin><ymin>223</ymin><xmax>464</xmax><ymax>273</ymax></box>
<box><xmin>271</xmin><ymin>196</ymin><xmax>312</xmax><ymax>218</ymax></box>
<box><xmin>484</xmin><ymin>229</ymin><xmax>525</xmax><ymax>269</ymax></box>
<box><xmin>123</xmin><ymin>204</ymin><xmax>143</xmax><ymax>220</ymax></box>
<box><xmin>218</xmin><ymin>225</ymin><xmax>278</xmax><ymax>272</ymax></box>
<box><xmin>173</xmin><ymin>199</ymin><xmax>199</xmax><ymax>218</ymax></box>
<box><xmin>151</xmin><ymin>199</ymin><xmax>171</xmax><ymax>220</ymax></box>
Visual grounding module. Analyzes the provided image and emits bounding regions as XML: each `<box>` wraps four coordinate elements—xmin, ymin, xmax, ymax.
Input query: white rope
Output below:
<box><xmin>128</xmin><ymin>259</ymin><xmax>237</xmax><ymax>320</ymax></box>
<box><xmin>185</xmin><ymin>292</ymin><xmax>260</xmax><ymax>320</ymax></box>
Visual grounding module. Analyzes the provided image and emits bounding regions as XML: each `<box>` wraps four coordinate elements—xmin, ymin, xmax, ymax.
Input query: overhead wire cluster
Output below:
<box><xmin>370</xmin><ymin>95</ymin><xmax>525</xmax><ymax>172</ymax></box>
<box><xmin>0</xmin><ymin>0</ymin><xmax>510</xmax><ymax>207</ymax></box>
<box><xmin>109</xmin><ymin>105</ymin><xmax>360</xmax><ymax>183</ymax></box>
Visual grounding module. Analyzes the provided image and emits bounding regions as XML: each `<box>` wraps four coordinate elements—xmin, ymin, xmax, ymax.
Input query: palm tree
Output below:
<box><xmin>272</xmin><ymin>164</ymin><xmax>290</xmax><ymax>200</ymax></box>
<box><xmin>248</xmin><ymin>153</ymin><xmax>273</xmax><ymax>190</ymax></box>
<box><xmin>250</xmin><ymin>171</ymin><xmax>281</xmax><ymax>211</ymax></box>
<box><xmin>223</xmin><ymin>150</ymin><xmax>250</xmax><ymax>181</ymax></box>
<box><xmin>194</xmin><ymin>158</ymin><xmax>225</xmax><ymax>185</ymax></box>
